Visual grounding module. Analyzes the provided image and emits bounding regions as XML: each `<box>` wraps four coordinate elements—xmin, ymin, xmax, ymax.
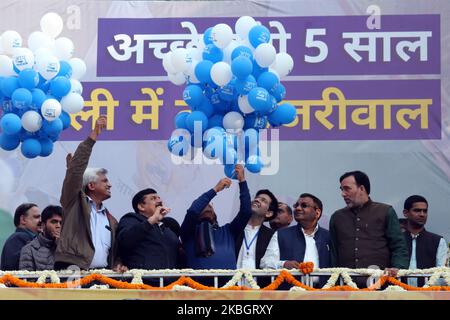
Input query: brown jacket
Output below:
<box><xmin>55</xmin><ymin>137</ymin><xmax>119</xmax><ymax>270</ymax></box>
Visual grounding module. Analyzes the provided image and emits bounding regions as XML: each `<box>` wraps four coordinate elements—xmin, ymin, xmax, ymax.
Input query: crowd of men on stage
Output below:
<box><xmin>1</xmin><ymin>116</ymin><xmax>448</xmax><ymax>288</ymax></box>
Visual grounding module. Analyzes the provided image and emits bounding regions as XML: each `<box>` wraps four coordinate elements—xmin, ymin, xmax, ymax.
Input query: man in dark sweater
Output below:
<box><xmin>180</xmin><ymin>164</ymin><xmax>251</xmax><ymax>270</ymax></box>
<box><xmin>329</xmin><ymin>171</ymin><xmax>409</xmax><ymax>279</ymax></box>
<box><xmin>19</xmin><ymin>205</ymin><xmax>62</xmax><ymax>271</ymax></box>
<box><xmin>402</xmin><ymin>195</ymin><xmax>447</xmax><ymax>286</ymax></box>
<box><xmin>1</xmin><ymin>203</ymin><xmax>41</xmax><ymax>270</ymax></box>
<box><xmin>117</xmin><ymin>188</ymin><xmax>180</xmax><ymax>270</ymax></box>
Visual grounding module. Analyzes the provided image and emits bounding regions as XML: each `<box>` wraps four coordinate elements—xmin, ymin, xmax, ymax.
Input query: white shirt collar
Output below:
<box><xmin>301</xmin><ymin>224</ymin><xmax>319</xmax><ymax>237</ymax></box>
<box><xmin>87</xmin><ymin>196</ymin><xmax>106</xmax><ymax>213</ymax></box>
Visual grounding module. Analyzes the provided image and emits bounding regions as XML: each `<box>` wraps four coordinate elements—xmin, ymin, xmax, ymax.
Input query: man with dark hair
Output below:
<box><xmin>403</xmin><ymin>195</ymin><xmax>447</xmax><ymax>286</ymax></box>
<box><xmin>329</xmin><ymin>170</ymin><xmax>409</xmax><ymax>280</ymax></box>
<box><xmin>117</xmin><ymin>188</ymin><xmax>180</xmax><ymax>269</ymax></box>
<box><xmin>236</xmin><ymin>189</ymin><xmax>278</xmax><ymax>270</ymax></box>
<box><xmin>261</xmin><ymin>193</ymin><xmax>331</xmax><ymax>281</ymax></box>
<box><xmin>269</xmin><ymin>202</ymin><xmax>293</xmax><ymax>231</ymax></box>
<box><xmin>1</xmin><ymin>203</ymin><xmax>40</xmax><ymax>270</ymax></box>
<box><xmin>19</xmin><ymin>205</ymin><xmax>62</xmax><ymax>271</ymax></box>
<box><xmin>55</xmin><ymin>116</ymin><xmax>125</xmax><ymax>271</ymax></box>
<box><xmin>180</xmin><ymin>164</ymin><xmax>251</xmax><ymax>269</ymax></box>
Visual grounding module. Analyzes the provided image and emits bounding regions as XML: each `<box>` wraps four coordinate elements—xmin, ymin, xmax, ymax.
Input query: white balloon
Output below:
<box><xmin>34</xmin><ymin>47</ymin><xmax>54</xmax><ymax>65</ymax></box>
<box><xmin>69</xmin><ymin>58</ymin><xmax>86</xmax><ymax>80</ymax></box>
<box><xmin>54</xmin><ymin>37</ymin><xmax>74</xmax><ymax>60</ymax></box>
<box><xmin>70</xmin><ymin>78</ymin><xmax>83</xmax><ymax>94</ymax></box>
<box><xmin>171</xmin><ymin>48</ymin><xmax>191</xmax><ymax>73</ymax></box>
<box><xmin>41</xmin><ymin>98</ymin><xmax>62</xmax><ymax>121</ymax></box>
<box><xmin>235</xmin><ymin>16</ymin><xmax>257</xmax><ymax>40</ymax></box>
<box><xmin>187</xmin><ymin>46</ymin><xmax>203</xmax><ymax>62</ymax></box>
<box><xmin>61</xmin><ymin>92</ymin><xmax>84</xmax><ymax>114</ymax></box>
<box><xmin>40</xmin><ymin>12</ymin><xmax>64</xmax><ymax>39</ymax></box>
<box><xmin>272</xmin><ymin>52</ymin><xmax>294</xmax><ymax>77</ymax></box>
<box><xmin>223</xmin><ymin>40</ymin><xmax>239</xmax><ymax>64</ymax></box>
<box><xmin>223</xmin><ymin>111</ymin><xmax>244</xmax><ymax>132</ymax></box>
<box><xmin>254</xmin><ymin>43</ymin><xmax>276</xmax><ymax>67</ymax></box>
<box><xmin>1</xmin><ymin>30</ymin><xmax>22</xmax><ymax>54</ymax></box>
<box><xmin>27</xmin><ymin>31</ymin><xmax>53</xmax><ymax>52</ymax></box>
<box><xmin>162</xmin><ymin>52</ymin><xmax>177</xmax><ymax>74</ymax></box>
<box><xmin>36</xmin><ymin>55</ymin><xmax>60</xmax><ymax>80</ymax></box>
<box><xmin>210</xmin><ymin>61</ymin><xmax>232</xmax><ymax>87</ymax></box>
<box><xmin>0</xmin><ymin>55</ymin><xmax>15</xmax><ymax>76</ymax></box>
<box><xmin>21</xmin><ymin>110</ymin><xmax>42</xmax><ymax>132</ymax></box>
<box><xmin>212</xmin><ymin>23</ymin><xmax>234</xmax><ymax>49</ymax></box>
<box><xmin>167</xmin><ymin>72</ymin><xmax>186</xmax><ymax>86</ymax></box>
<box><xmin>238</xmin><ymin>95</ymin><xmax>255</xmax><ymax>114</ymax></box>
<box><xmin>12</xmin><ymin>47</ymin><xmax>35</xmax><ymax>71</ymax></box>
<box><xmin>0</xmin><ymin>36</ymin><xmax>3</xmax><ymax>54</ymax></box>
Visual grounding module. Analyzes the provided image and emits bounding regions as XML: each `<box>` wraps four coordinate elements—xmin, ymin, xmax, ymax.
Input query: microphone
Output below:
<box><xmin>105</xmin><ymin>225</ymin><xmax>112</xmax><ymax>232</ymax></box>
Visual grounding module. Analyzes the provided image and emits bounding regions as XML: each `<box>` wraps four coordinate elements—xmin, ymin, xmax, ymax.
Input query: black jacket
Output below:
<box><xmin>117</xmin><ymin>212</ymin><xmax>180</xmax><ymax>269</ymax></box>
<box><xmin>1</xmin><ymin>228</ymin><xmax>36</xmax><ymax>271</ymax></box>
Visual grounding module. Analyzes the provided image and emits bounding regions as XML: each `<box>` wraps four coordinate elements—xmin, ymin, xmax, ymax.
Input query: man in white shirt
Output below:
<box><xmin>260</xmin><ymin>193</ymin><xmax>331</xmax><ymax>287</ymax></box>
<box><xmin>235</xmin><ymin>189</ymin><xmax>279</xmax><ymax>270</ymax></box>
<box><xmin>402</xmin><ymin>195</ymin><xmax>448</xmax><ymax>286</ymax></box>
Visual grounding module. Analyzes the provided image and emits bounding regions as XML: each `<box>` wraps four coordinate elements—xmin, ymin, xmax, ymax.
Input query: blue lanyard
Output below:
<box><xmin>244</xmin><ymin>230</ymin><xmax>259</xmax><ymax>252</ymax></box>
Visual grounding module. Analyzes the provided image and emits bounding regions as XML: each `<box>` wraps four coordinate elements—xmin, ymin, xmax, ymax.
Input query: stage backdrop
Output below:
<box><xmin>0</xmin><ymin>0</ymin><xmax>449</xmax><ymax>250</ymax></box>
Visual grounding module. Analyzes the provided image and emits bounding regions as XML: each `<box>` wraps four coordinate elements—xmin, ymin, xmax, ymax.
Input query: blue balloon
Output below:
<box><xmin>18</xmin><ymin>68</ymin><xmax>39</xmax><ymax>90</ymax></box>
<box><xmin>31</xmin><ymin>88</ymin><xmax>47</xmax><ymax>109</ymax></box>
<box><xmin>183</xmin><ymin>84</ymin><xmax>204</xmax><ymax>108</ymax></box>
<box><xmin>220</xmin><ymin>145</ymin><xmax>238</xmax><ymax>165</ymax></box>
<box><xmin>203</xmin><ymin>27</ymin><xmax>213</xmax><ymax>45</ymax></box>
<box><xmin>195</xmin><ymin>60</ymin><xmax>214</xmax><ymax>84</ymax></box>
<box><xmin>244</xmin><ymin>113</ymin><xmax>267</xmax><ymax>130</ymax></box>
<box><xmin>1</xmin><ymin>77</ymin><xmax>19</xmax><ymax>98</ymax></box>
<box><xmin>37</xmin><ymin>75</ymin><xmax>50</xmax><ymax>92</ymax></box>
<box><xmin>11</xmin><ymin>88</ymin><xmax>32</xmax><ymax>108</ymax></box>
<box><xmin>42</xmin><ymin>118</ymin><xmax>63</xmax><ymax>136</ymax></box>
<box><xmin>224</xmin><ymin>164</ymin><xmax>238</xmax><ymax>179</ymax></box>
<box><xmin>207</xmin><ymin>114</ymin><xmax>224</xmax><ymax>129</ymax></box>
<box><xmin>1</xmin><ymin>113</ymin><xmax>22</xmax><ymax>135</ymax></box>
<box><xmin>202</xmin><ymin>44</ymin><xmax>223</xmax><ymax>63</ymax></box>
<box><xmin>0</xmin><ymin>133</ymin><xmax>20</xmax><ymax>151</ymax></box>
<box><xmin>48</xmin><ymin>132</ymin><xmax>60</xmax><ymax>142</ymax></box>
<box><xmin>174</xmin><ymin>112</ymin><xmax>189</xmax><ymax>129</ymax></box>
<box><xmin>231</xmin><ymin>56</ymin><xmax>253</xmax><ymax>79</ymax></box>
<box><xmin>243</xmin><ymin>128</ymin><xmax>259</xmax><ymax>157</ymax></box>
<box><xmin>245</xmin><ymin>155</ymin><xmax>262</xmax><ymax>173</ymax></box>
<box><xmin>248</xmin><ymin>25</ymin><xmax>271</xmax><ymax>48</ymax></box>
<box><xmin>248</xmin><ymin>87</ymin><xmax>272</xmax><ymax>114</ymax></box>
<box><xmin>197</xmin><ymin>98</ymin><xmax>214</xmax><ymax>117</ymax></box>
<box><xmin>210</xmin><ymin>93</ymin><xmax>229</xmax><ymax>114</ymax></box>
<box><xmin>257</xmin><ymin>71</ymin><xmax>279</xmax><ymax>92</ymax></box>
<box><xmin>21</xmin><ymin>138</ymin><xmax>42</xmax><ymax>159</ymax></box>
<box><xmin>268</xmin><ymin>103</ymin><xmax>297</xmax><ymax>126</ymax></box>
<box><xmin>271</xmin><ymin>83</ymin><xmax>286</xmax><ymax>102</ymax></box>
<box><xmin>185</xmin><ymin>110</ymin><xmax>208</xmax><ymax>133</ymax></box>
<box><xmin>167</xmin><ymin>132</ymin><xmax>190</xmax><ymax>156</ymax></box>
<box><xmin>59</xmin><ymin>111</ymin><xmax>71</xmax><ymax>130</ymax></box>
<box><xmin>235</xmin><ymin>75</ymin><xmax>257</xmax><ymax>95</ymax></box>
<box><xmin>231</xmin><ymin>46</ymin><xmax>253</xmax><ymax>61</ymax></box>
<box><xmin>218</xmin><ymin>80</ymin><xmax>237</xmax><ymax>102</ymax></box>
<box><xmin>57</xmin><ymin>61</ymin><xmax>73</xmax><ymax>78</ymax></box>
<box><xmin>252</xmin><ymin>59</ymin><xmax>268</xmax><ymax>79</ymax></box>
<box><xmin>39</xmin><ymin>138</ymin><xmax>54</xmax><ymax>157</ymax></box>
<box><xmin>50</xmin><ymin>76</ymin><xmax>71</xmax><ymax>98</ymax></box>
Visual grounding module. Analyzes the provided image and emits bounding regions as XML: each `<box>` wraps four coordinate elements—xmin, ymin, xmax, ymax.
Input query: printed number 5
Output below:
<box><xmin>304</xmin><ymin>28</ymin><xmax>328</xmax><ymax>63</ymax></box>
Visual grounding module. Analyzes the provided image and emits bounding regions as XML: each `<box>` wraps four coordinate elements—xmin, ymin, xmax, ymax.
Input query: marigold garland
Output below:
<box><xmin>299</xmin><ymin>262</ymin><xmax>314</xmax><ymax>274</ymax></box>
<box><xmin>0</xmin><ymin>271</ymin><xmax>449</xmax><ymax>291</ymax></box>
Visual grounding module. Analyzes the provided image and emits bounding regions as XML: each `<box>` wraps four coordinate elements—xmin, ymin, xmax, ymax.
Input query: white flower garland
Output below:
<box><xmin>289</xmin><ymin>286</ymin><xmax>306</xmax><ymax>292</ymax></box>
<box><xmin>383</xmin><ymin>285</ymin><xmax>406</xmax><ymax>291</ymax></box>
<box><xmin>171</xmin><ymin>285</ymin><xmax>196</xmax><ymax>291</ymax></box>
<box><xmin>89</xmin><ymin>284</ymin><xmax>109</xmax><ymax>290</ymax></box>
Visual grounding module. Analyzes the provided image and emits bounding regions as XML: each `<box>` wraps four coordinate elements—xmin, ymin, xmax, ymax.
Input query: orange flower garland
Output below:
<box><xmin>299</xmin><ymin>262</ymin><xmax>314</xmax><ymax>274</ymax></box>
<box><xmin>0</xmin><ymin>271</ymin><xmax>449</xmax><ymax>291</ymax></box>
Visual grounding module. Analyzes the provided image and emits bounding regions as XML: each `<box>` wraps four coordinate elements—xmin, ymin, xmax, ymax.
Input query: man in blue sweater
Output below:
<box><xmin>180</xmin><ymin>164</ymin><xmax>251</xmax><ymax>270</ymax></box>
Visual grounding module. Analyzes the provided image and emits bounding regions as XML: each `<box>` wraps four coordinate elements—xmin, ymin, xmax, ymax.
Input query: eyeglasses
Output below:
<box><xmin>293</xmin><ymin>202</ymin><xmax>317</xmax><ymax>210</ymax></box>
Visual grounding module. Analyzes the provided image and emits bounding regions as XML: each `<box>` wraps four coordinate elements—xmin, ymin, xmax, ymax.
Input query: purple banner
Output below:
<box><xmin>97</xmin><ymin>15</ymin><xmax>440</xmax><ymax>77</ymax></box>
<box><xmin>60</xmin><ymin>79</ymin><xmax>440</xmax><ymax>141</ymax></box>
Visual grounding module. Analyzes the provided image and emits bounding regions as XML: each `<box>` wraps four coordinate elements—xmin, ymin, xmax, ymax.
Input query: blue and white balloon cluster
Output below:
<box><xmin>164</xmin><ymin>16</ymin><xmax>296</xmax><ymax>176</ymax></box>
<box><xmin>0</xmin><ymin>12</ymin><xmax>86</xmax><ymax>158</ymax></box>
